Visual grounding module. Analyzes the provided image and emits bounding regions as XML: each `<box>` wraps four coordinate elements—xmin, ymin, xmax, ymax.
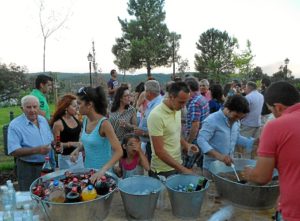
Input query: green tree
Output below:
<box><xmin>195</xmin><ymin>28</ymin><xmax>237</xmax><ymax>82</ymax></box>
<box><xmin>233</xmin><ymin>40</ymin><xmax>254</xmax><ymax>79</ymax></box>
<box><xmin>113</xmin><ymin>0</ymin><xmax>178</xmax><ymax>77</ymax></box>
<box><xmin>0</xmin><ymin>63</ymin><xmax>29</xmax><ymax>104</ymax></box>
<box><xmin>248</xmin><ymin>66</ymin><xmax>269</xmax><ymax>82</ymax></box>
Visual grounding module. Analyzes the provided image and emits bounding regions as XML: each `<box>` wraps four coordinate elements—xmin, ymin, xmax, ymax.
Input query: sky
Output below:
<box><xmin>0</xmin><ymin>0</ymin><xmax>300</xmax><ymax>77</ymax></box>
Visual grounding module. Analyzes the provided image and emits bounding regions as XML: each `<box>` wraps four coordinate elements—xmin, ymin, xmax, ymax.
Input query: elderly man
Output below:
<box><xmin>134</xmin><ymin>80</ymin><xmax>163</xmax><ymax>162</ymax></box>
<box><xmin>199</xmin><ymin>79</ymin><xmax>211</xmax><ymax>101</ymax></box>
<box><xmin>8</xmin><ymin>95</ymin><xmax>53</xmax><ymax>191</ymax></box>
<box><xmin>243</xmin><ymin>82</ymin><xmax>300</xmax><ymax>221</ymax></box>
<box><xmin>147</xmin><ymin>82</ymin><xmax>198</xmax><ymax>178</ymax></box>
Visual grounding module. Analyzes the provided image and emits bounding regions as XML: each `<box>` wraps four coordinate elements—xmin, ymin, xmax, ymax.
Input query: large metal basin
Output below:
<box><xmin>209</xmin><ymin>159</ymin><xmax>279</xmax><ymax>210</ymax></box>
<box><xmin>30</xmin><ymin>168</ymin><xmax>118</xmax><ymax>221</ymax></box>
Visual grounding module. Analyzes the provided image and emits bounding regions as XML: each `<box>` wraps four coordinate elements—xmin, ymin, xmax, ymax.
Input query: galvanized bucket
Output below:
<box><xmin>209</xmin><ymin>159</ymin><xmax>279</xmax><ymax>210</ymax></box>
<box><xmin>118</xmin><ymin>175</ymin><xmax>163</xmax><ymax>220</ymax></box>
<box><xmin>165</xmin><ymin>174</ymin><xmax>209</xmax><ymax>219</ymax></box>
<box><xmin>30</xmin><ymin>168</ymin><xmax>118</xmax><ymax>221</ymax></box>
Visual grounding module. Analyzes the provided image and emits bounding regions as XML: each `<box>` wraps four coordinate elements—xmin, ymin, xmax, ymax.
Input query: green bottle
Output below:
<box><xmin>195</xmin><ymin>177</ymin><xmax>208</xmax><ymax>191</ymax></box>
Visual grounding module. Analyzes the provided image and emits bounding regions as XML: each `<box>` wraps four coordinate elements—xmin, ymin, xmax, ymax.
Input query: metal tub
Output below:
<box><xmin>30</xmin><ymin>168</ymin><xmax>117</xmax><ymax>221</ymax></box>
<box><xmin>209</xmin><ymin>159</ymin><xmax>279</xmax><ymax>210</ymax></box>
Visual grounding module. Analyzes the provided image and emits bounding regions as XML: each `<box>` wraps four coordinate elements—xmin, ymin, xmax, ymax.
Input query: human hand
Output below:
<box><xmin>187</xmin><ymin>144</ymin><xmax>199</xmax><ymax>155</ymax></box>
<box><xmin>90</xmin><ymin>170</ymin><xmax>105</xmax><ymax>184</ymax></box>
<box><xmin>70</xmin><ymin>149</ymin><xmax>79</xmax><ymax>163</ymax></box>
<box><xmin>134</xmin><ymin>128</ymin><xmax>144</xmax><ymax>136</ymax></box>
<box><xmin>39</xmin><ymin>145</ymin><xmax>51</xmax><ymax>155</ymax></box>
<box><xmin>241</xmin><ymin>166</ymin><xmax>254</xmax><ymax>181</ymax></box>
<box><xmin>119</xmin><ymin>119</ymin><xmax>126</xmax><ymax>127</ymax></box>
<box><xmin>221</xmin><ymin>155</ymin><xmax>233</xmax><ymax>166</ymax></box>
<box><xmin>181</xmin><ymin>167</ymin><xmax>194</xmax><ymax>175</ymax></box>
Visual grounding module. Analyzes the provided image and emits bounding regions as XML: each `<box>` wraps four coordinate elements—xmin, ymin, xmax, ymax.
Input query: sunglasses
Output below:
<box><xmin>78</xmin><ymin>87</ymin><xmax>88</xmax><ymax>96</ymax></box>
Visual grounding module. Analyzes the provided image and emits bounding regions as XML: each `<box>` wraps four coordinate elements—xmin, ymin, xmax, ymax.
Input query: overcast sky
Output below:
<box><xmin>0</xmin><ymin>0</ymin><xmax>300</xmax><ymax>77</ymax></box>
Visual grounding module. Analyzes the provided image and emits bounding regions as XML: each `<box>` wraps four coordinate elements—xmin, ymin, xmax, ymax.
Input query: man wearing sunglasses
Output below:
<box><xmin>243</xmin><ymin>81</ymin><xmax>300</xmax><ymax>221</ymax></box>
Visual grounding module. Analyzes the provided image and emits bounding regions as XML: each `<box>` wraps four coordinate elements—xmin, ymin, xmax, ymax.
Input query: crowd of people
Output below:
<box><xmin>7</xmin><ymin>71</ymin><xmax>300</xmax><ymax>221</ymax></box>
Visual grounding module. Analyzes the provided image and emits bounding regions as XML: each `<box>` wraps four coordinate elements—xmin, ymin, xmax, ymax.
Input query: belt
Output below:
<box><xmin>18</xmin><ymin>159</ymin><xmax>44</xmax><ymax>166</ymax></box>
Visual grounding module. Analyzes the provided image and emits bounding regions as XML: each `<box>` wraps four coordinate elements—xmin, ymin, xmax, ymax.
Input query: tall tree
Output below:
<box><xmin>233</xmin><ymin>40</ymin><xmax>254</xmax><ymax>79</ymax></box>
<box><xmin>113</xmin><ymin>0</ymin><xmax>179</xmax><ymax>77</ymax></box>
<box><xmin>248</xmin><ymin>66</ymin><xmax>269</xmax><ymax>82</ymax></box>
<box><xmin>0</xmin><ymin>63</ymin><xmax>29</xmax><ymax>103</ymax></box>
<box><xmin>272</xmin><ymin>59</ymin><xmax>294</xmax><ymax>82</ymax></box>
<box><xmin>195</xmin><ymin>28</ymin><xmax>237</xmax><ymax>82</ymax></box>
<box><xmin>38</xmin><ymin>0</ymin><xmax>72</xmax><ymax>72</ymax></box>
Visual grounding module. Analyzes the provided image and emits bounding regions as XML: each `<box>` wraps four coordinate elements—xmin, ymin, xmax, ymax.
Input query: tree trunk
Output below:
<box><xmin>43</xmin><ymin>37</ymin><xmax>46</xmax><ymax>73</ymax></box>
<box><xmin>147</xmin><ymin>63</ymin><xmax>151</xmax><ymax>78</ymax></box>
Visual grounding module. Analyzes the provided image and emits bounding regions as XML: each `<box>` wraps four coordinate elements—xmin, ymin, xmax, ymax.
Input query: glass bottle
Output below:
<box><xmin>95</xmin><ymin>176</ymin><xmax>109</xmax><ymax>195</ymax></box>
<box><xmin>66</xmin><ymin>187</ymin><xmax>81</xmax><ymax>203</ymax></box>
<box><xmin>41</xmin><ymin>156</ymin><xmax>54</xmax><ymax>176</ymax></box>
<box><xmin>55</xmin><ymin>135</ymin><xmax>62</xmax><ymax>154</ymax></box>
<box><xmin>195</xmin><ymin>177</ymin><xmax>208</xmax><ymax>191</ymax></box>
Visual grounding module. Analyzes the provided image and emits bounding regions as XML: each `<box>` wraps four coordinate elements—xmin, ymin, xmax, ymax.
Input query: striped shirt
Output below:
<box><xmin>109</xmin><ymin>105</ymin><xmax>136</xmax><ymax>142</ymax></box>
<box><xmin>185</xmin><ymin>92</ymin><xmax>209</xmax><ymax>138</ymax></box>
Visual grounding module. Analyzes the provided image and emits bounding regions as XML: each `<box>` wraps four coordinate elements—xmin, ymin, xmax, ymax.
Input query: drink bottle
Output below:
<box><xmin>55</xmin><ymin>135</ymin><xmax>62</xmax><ymax>154</ymax></box>
<box><xmin>66</xmin><ymin>187</ymin><xmax>81</xmax><ymax>203</ymax></box>
<box><xmin>195</xmin><ymin>177</ymin><xmax>208</xmax><ymax>191</ymax></box>
<box><xmin>48</xmin><ymin>180</ymin><xmax>66</xmax><ymax>203</ymax></box>
<box><xmin>81</xmin><ymin>185</ymin><xmax>97</xmax><ymax>201</ymax></box>
<box><xmin>3</xmin><ymin>204</ymin><xmax>14</xmax><ymax>221</ymax></box>
<box><xmin>95</xmin><ymin>176</ymin><xmax>109</xmax><ymax>195</ymax></box>
<box><xmin>41</xmin><ymin>156</ymin><xmax>54</xmax><ymax>176</ymax></box>
<box><xmin>65</xmin><ymin>177</ymin><xmax>81</xmax><ymax>194</ymax></box>
<box><xmin>22</xmin><ymin>204</ymin><xmax>33</xmax><ymax>221</ymax></box>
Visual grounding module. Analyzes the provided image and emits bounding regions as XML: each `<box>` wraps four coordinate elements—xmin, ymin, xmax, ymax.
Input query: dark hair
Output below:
<box><xmin>110</xmin><ymin>69</ymin><xmax>116</xmax><ymax>76</ymax></box>
<box><xmin>35</xmin><ymin>74</ymin><xmax>53</xmax><ymax>89</ymax></box>
<box><xmin>77</xmin><ymin>86</ymin><xmax>107</xmax><ymax>116</ymax></box>
<box><xmin>265</xmin><ymin>81</ymin><xmax>300</xmax><ymax>106</ymax></box>
<box><xmin>50</xmin><ymin>94</ymin><xmax>77</xmax><ymax>127</ymax></box>
<box><xmin>168</xmin><ymin>82</ymin><xmax>190</xmax><ymax>97</ymax></box>
<box><xmin>135</xmin><ymin>82</ymin><xmax>145</xmax><ymax>93</ymax></box>
<box><xmin>223</xmin><ymin>83</ymin><xmax>232</xmax><ymax>97</ymax></box>
<box><xmin>224</xmin><ymin>94</ymin><xmax>249</xmax><ymax>114</ymax></box>
<box><xmin>185</xmin><ymin>77</ymin><xmax>199</xmax><ymax>92</ymax></box>
<box><xmin>111</xmin><ymin>85</ymin><xmax>129</xmax><ymax>112</ymax></box>
<box><xmin>261</xmin><ymin>78</ymin><xmax>271</xmax><ymax>87</ymax></box>
<box><xmin>121</xmin><ymin>133</ymin><xmax>141</xmax><ymax>158</ymax></box>
<box><xmin>210</xmin><ymin>84</ymin><xmax>223</xmax><ymax>102</ymax></box>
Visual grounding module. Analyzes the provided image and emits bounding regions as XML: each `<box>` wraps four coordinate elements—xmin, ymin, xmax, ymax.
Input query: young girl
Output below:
<box><xmin>116</xmin><ymin>133</ymin><xmax>150</xmax><ymax>179</ymax></box>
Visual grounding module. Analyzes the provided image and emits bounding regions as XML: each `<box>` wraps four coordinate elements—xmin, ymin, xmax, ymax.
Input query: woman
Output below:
<box><xmin>209</xmin><ymin>84</ymin><xmax>224</xmax><ymax>113</ymax></box>
<box><xmin>70</xmin><ymin>86</ymin><xmax>123</xmax><ymax>183</ymax></box>
<box><xmin>50</xmin><ymin>94</ymin><xmax>84</xmax><ymax>170</ymax></box>
<box><xmin>109</xmin><ymin>85</ymin><xmax>137</xmax><ymax>143</ymax></box>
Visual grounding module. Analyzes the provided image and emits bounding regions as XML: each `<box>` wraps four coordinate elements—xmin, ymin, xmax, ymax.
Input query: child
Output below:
<box><xmin>115</xmin><ymin>133</ymin><xmax>150</xmax><ymax>178</ymax></box>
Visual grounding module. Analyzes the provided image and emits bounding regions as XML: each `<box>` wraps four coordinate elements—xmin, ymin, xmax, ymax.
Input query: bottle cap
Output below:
<box><xmin>87</xmin><ymin>185</ymin><xmax>93</xmax><ymax>190</ymax></box>
<box><xmin>53</xmin><ymin>180</ymin><xmax>59</xmax><ymax>186</ymax></box>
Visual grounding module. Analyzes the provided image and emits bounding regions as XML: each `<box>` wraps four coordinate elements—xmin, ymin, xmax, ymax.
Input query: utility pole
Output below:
<box><xmin>172</xmin><ymin>35</ymin><xmax>175</xmax><ymax>79</ymax></box>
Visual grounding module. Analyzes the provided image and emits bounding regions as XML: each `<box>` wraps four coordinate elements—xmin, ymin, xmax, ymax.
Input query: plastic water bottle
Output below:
<box><xmin>1</xmin><ymin>185</ymin><xmax>10</xmax><ymax>206</ymax></box>
<box><xmin>81</xmin><ymin>185</ymin><xmax>97</xmax><ymax>201</ymax></box>
<box><xmin>22</xmin><ymin>204</ymin><xmax>33</xmax><ymax>221</ymax></box>
<box><xmin>156</xmin><ymin>175</ymin><xmax>167</xmax><ymax>209</ymax></box>
<box><xmin>207</xmin><ymin>205</ymin><xmax>234</xmax><ymax>221</ymax></box>
<box><xmin>7</xmin><ymin>182</ymin><xmax>16</xmax><ymax>209</ymax></box>
<box><xmin>48</xmin><ymin>180</ymin><xmax>66</xmax><ymax>203</ymax></box>
<box><xmin>3</xmin><ymin>204</ymin><xmax>14</xmax><ymax>221</ymax></box>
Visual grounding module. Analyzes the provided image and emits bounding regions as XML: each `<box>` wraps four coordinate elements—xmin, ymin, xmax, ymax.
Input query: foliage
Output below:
<box><xmin>194</xmin><ymin>28</ymin><xmax>238</xmax><ymax>82</ymax></box>
<box><xmin>113</xmin><ymin>0</ymin><xmax>179</xmax><ymax>77</ymax></box>
<box><xmin>272</xmin><ymin>60</ymin><xmax>294</xmax><ymax>82</ymax></box>
<box><xmin>0</xmin><ymin>63</ymin><xmax>30</xmax><ymax>105</ymax></box>
<box><xmin>247</xmin><ymin>66</ymin><xmax>269</xmax><ymax>82</ymax></box>
<box><xmin>233</xmin><ymin>40</ymin><xmax>254</xmax><ymax>79</ymax></box>
<box><xmin>177</xmin><ymin>58</ymin><xmax>190</xmax><ymax>75</ymax></box>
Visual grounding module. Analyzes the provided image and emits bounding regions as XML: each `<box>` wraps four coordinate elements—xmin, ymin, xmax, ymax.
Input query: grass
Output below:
<box><xmin>0</xmin><ymin>104</ymin><xmax>55</xmax><ymax>170</ymax></box>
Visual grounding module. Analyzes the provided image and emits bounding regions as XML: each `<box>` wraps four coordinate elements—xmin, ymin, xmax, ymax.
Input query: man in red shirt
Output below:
<box><xmin>243</xmin><ymin>81</ymin><xmax>300</xmax><ymax>221</ymax></box>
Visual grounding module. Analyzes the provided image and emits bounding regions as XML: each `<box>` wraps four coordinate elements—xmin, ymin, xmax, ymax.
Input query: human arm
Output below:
<box><xmin>187</xmin><ymin>121</ymin><xmax>200</xmax><ymax>143</ymax></box>
<box><xmin>90</xmin><ymin>120</ymin><xmax>123</xmax><ymax>183</ymax></box>
<box><xmin>242</xmin><ymin>156</ymin><xmax>275</xmax><ymax>185</ymax></box>
<box><xmin>151</xmin><ymin>136</ymin><xmax>192</xmax><ymax>174</ymax></box>
<box><xmin>132</xmin><ymin>141</ymin><xmax>150</xmax><ymax>171</ymax></box>
<box><xmin>10</xmin><ymin>145</ymin><xmax>51</xmax><ymax>157</ymax></box>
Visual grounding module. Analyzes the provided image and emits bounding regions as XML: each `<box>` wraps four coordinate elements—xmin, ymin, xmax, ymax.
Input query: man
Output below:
<box><xmin>30</xmin><ymin>74</ymin><xmax>53</xmax><ymax>120</ymax></box>
<box><xmin>197</xmin><ymin>95</ymin><xmax>254</xmax><ymax>174</ymax></box>
<box><xmin>243</xmin><ymin>81</ymin><xmax>300</xmax><ymax>221</ymax></box>
<box><xmin>240</xmin><ymin>81</ymin><xmax>264</xmax><ymax>138</ymax></box>
<box><xmin>107</xmin><ymin>69</ymin><xmax>119</xmax><ymax>102</ymax></box>
<box><xmin>183</xmin><ymin>77</ymin><xmax>209</xmax><ymax>168</ymax></box>
<box><xmin>30</xmin><ymin>74</ymin><xmax>56</xmax><ymax>167</ymax></box>
<box><xmin>134</xmin><ymin>80</ymin><xmax>163</xmax><ymax>163</ymax></box>
<box><xmin>7</xmin><ymin>95</ymin><xmax>53</xmax><ymax>191</ymax></box>
<box><xmin>147</xmin><ymin>82</ymin><xmax>198</xmax><ymax>177</ymax></box>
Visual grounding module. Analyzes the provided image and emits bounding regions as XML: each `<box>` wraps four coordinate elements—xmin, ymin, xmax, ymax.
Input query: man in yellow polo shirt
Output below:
<box><xmin>147</xmin><ymin>81</ymin><xmax>198</xmax><ymax>178</ymax></box>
